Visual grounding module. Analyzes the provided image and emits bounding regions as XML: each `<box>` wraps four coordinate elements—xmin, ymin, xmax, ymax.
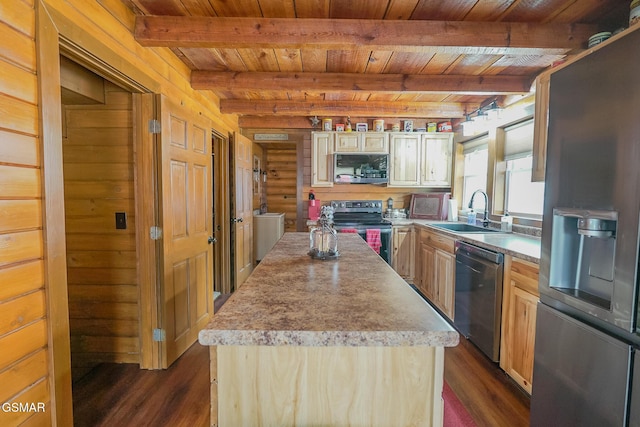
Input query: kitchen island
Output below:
<box><xmin>199</xmin><ymin>232</ymin><xmax>459</xmax><ymax>427</ymax></box>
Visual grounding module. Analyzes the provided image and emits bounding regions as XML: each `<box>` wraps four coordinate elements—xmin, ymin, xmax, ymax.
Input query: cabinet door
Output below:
<box><xmin>312</xmin><ymin>132</ymin><xmax>334</xmax><ymax>187</ymax></box>
<box><xmin>434</xmin><ymin>249</ymin><xmax>455</xmax><ymax>320</ymax></box>
<box><xmin>421</xmin><ymin>134</ymin><xmax>453</xmax><ymax>187</ymax></box>
<box><xmin>389</xmin><ymin>133</ymin><xmax>421</xmax><ymax>186</ymax></box>
<box><xmin>500</xmin><ymin>256</ymin><xmax>539</xmax><ymax>394</ymax></box>
<box><xmin>505</xmin><ymin>286</ymin><xmax>538</xmax><ymax>394</ymax></box>
<box><xmin>532</xmin><ymin>72</ymin><xmax>550</xmax><ymax>182</ymax></box>
<box><xmin>361</xmin><ymin>132</ymin><xmax>389</xmax><ymax>153</ymax></box>
<box><xmin>392</xmin><ymin>226</ymin><xmax>415</xmax><ymax>282</ymax></box>
<box><xmin>335</xmin><ymin>133</ymin><xmax>360</xmax><ymax>152</ymax></box>
<box><xmin>419</xmin><ymin>243</ymin><xmax>435</xmax><ymax>300</ymax></box>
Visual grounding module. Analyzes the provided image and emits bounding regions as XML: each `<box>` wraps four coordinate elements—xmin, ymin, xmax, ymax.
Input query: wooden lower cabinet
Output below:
<box><xmin>416</xmin><ymin>227</ymin><xmax>455</xmax><ymax>321</ymax></box>
<box><xmin>392</xmin><ymin>226</ymin><xmax>415</xmax><ymax>283</ymax></box>
<box><xmin>500</xmin><ymin>255</ymin><xmax>540</xmax><ymax>394</ymax></box>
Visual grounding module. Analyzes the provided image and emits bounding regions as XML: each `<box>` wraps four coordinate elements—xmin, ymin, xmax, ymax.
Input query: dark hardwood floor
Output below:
<box><xmin>73</xmin><ymin>293</ymin><xmax>530</xmax><ymax>426</ymax></box>
<box><xmin>445</xmin><ymin>337</ymin><xmax>531</xmax><ymax>426</ymax></box>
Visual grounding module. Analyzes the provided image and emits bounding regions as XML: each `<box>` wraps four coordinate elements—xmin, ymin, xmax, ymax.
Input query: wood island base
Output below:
<box><xmin>209</xmin><ymin>345</ymin><xmax>445</xmax><ymax>427</ymax></box>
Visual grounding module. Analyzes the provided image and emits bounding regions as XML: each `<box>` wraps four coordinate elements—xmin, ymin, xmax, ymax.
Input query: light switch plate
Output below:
<box><xmin>115</xmin><ymin>212</ymin><xmax>127</xmax><ymax>229</ymax></box>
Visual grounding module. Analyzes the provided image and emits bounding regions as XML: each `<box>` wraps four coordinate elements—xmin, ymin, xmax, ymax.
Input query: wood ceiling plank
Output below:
<box><xmin>177</xmin><ymin>48</ymin><xmax>227</xmax><ymax>70</ymax></box>
<box><xmin>236</xmin><ymin>48</ymin><xmax>280</xmax><ymax>72</ymax></box>
<box><xmin>134</xmin><ymin>16</ymin><xmax>595</xmax><ymax>55</ymax></box>
<box><xmin>220</xmin><ymin>99</ymin><xmax>470</xmax><ymax>117</ymax></box>
<box><xmin>259</xmin><ymin>0</ymin><xmax>296</xmax><ymax>18</ymax></box>
<box><xmin>411</xmin><ymin>0</ymin><xmax>476</xmax><ymax>20</ymax></box>
<box><xmin>364</xmin><ymin>51</ymin><xmax>393</xmax><ymax>74</ymax></box>
<box><xmin>300</xmin><ymin>49</ymin><xmax>327</xmax><ymax>72</ymax></box>
<box><xmin>177</xmin><ymin>0</ymin><xmax>217</xmax><ymax>16</ymax></box>
<box><xmin>294</xmin><ymin>0</ymin><xmax>330</xmax><ymax>18</ymax></box>
<box><xmin>463</xmin><ymin>0</ymin><xmax>518</xmax><ymax>22</ymax></box>
<box><xmin>382</xmin><ymin>51</ymin><xmax>435</xmax><ymax>74</ymax></box>
<box><xmin>444</xmin><ymin>54</ymin><xmax>503</xmax><ymax>75</ymax></box>
<box><xmin>208</xmin><ymin>48</ymin><xmax>248</xmax><ymax>71</ymax></box>
<box><xmin>422</xmin><ymin>53</ymin><xmax>461</xmax><ymax>74</ymax></box>
<box><xmin>329</xmin><ymin>0</ymin><xmax>390</xmax><ymax>19</ymax></box>
<box><xmin>208</xmin><ymin>0</ymin><xmax>262</xmax><ymax>16</ymax></box>
<box><xmin>384</xmin><ymin>0</ymin><xmax>420</xmax><ymax>19</ymax></box>
<box><xmin>130</xmin><ymin>0</ymin><xmax>188</xmax><ymax>15</ymax></box>
<box><xmin>326</xmin><ymin>50</ymin><xmax>371</xmax><ymax>73</ymax></box>
<box><xmin>191</xmin><ymin>71</ymin><xmax>532</xmax><ymax>94</ymax></box>
<box><xmin>275</xmin><ymin>49</ymin><xmax>304</xmax><ymax>72</ymax></box>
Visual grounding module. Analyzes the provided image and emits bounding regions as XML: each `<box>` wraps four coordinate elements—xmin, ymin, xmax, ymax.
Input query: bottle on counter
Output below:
<box><xmin>467</xmin><ymin>209</ymin><xmax>477</xmax><ymax>225</ymax></box>
<box><xmin>501</xmin><ymin>212</ymin><xmax>513</xmax><ymax>232</ymax></box>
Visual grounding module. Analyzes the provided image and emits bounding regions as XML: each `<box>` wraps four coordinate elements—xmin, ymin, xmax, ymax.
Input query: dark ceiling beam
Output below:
<box><xmin>192</xmin><ymin>71</ymin><xmax>532</xmax><ymax>94</ymax></box>
<box><xmin>135</xmin><ymin>16</ymin><xmax>596</xmax><ymax>55</ymax></box>
<box><xmin>220</xmin><ymin>100</ymin><xmax>476</xmax><ymax>118</ymax></box>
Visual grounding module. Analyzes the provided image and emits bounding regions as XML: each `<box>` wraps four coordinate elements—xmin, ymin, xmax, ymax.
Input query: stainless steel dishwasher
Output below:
<box><xmin>454</xmin><ymin>241</ymin><xmax>504</xmax><ymax>362</ymax></box>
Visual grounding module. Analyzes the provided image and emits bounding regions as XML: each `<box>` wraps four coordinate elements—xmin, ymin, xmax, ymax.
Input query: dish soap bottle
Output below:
<box><xmin>501</xmin><ymin>212</ymin><xmax>513</xmax><ymax>232</ymax></box>
<box><xmin>467</xmin><ymin>209</ymin><xmax>477</xmax><ymax>225</ymax></box>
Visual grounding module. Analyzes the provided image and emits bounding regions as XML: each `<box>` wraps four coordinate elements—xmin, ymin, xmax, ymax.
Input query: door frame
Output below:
<box><xmin>212</xmin><ymin>131</ymin><xmax>232</xmax><ymax>295</ymax></box>
<box><xmin>37</xmin><ymin>1</ymin><xmax>162</xmax><ymax>423</ymax></box>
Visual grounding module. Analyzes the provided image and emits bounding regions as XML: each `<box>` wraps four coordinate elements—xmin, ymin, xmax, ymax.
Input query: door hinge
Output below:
<box><xmin>148</xmin><ymin>119</ymin><xmax>161</xmax><ymax>134</ymax></box>
<box><xmin>153</xmin><ymin>329</ymin><xmax>166</xmax><ymax>342</ymax></box>
<box><xmin>150</xmin><ymin>226</ymin><xmax>163</xmax><ymax>240</ymax></box>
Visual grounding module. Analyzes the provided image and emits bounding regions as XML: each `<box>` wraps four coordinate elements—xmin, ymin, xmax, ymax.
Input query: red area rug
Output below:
<box><xmin>443</xmin><ymin>381</ymin><xmax>477</xmax><ymax>427</ymax></box>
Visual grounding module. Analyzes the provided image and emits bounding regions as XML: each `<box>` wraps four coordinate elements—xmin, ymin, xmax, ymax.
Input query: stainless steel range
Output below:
<box><xmin>330</xmin><ymin>200</ymin><xmax>392</xmax><ymax>264</ymax></box>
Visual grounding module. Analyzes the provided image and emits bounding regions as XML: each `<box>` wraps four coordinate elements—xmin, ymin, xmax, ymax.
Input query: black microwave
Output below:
<box><xmin>333</xmin><ymin>153</ymin><xmax>389</xmax><ymax>184</ymax></box>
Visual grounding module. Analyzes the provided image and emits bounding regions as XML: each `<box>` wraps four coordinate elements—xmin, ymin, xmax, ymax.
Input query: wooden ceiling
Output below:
<box><xmin>125</xmin><ymin>0</ymin><xmax>628</xmax><ymax>126</ymax></box>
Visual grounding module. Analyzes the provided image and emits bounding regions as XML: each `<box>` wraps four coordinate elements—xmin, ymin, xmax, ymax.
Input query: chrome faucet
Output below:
<box><xmin>468</xmin><ymin>190</ymin><xmax>490</xmax><ymax>227</ymax></box>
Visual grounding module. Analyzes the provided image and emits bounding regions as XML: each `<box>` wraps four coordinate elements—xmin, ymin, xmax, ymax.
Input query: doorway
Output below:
<box><xmin>59</xmin><ymin>55</ymin><xmax>142</xmax><ymax>383</ymax></box>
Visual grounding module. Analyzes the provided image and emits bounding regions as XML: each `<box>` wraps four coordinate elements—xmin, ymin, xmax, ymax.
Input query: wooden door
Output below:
<box><xmin>158</xmin><ymin>96</ymin><xmax>213</xmax><ymax>367</ymax></box>
<box><xmin>421</xmin><ymin>134</ymin><xmax>453</xmax><ymax>187</ymax></box>
<box><xmin>233</xmin><ymin>133</ymin><xmax>253</xmax><ymax>287</ymax></box>
<box><xmin>420</xmin><ymin>243</ymin><xmax>436</xmax><ymax>300</ymax></box>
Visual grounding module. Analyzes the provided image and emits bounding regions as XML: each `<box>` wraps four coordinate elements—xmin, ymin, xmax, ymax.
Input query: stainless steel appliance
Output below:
<box><xmin>330</xmin><ymin>200</ymin><xmax>392</xmax><ymax>263</ymax></box>
<box><xmin>333</xmin><ymin>154</ymin><xmax>389</xmax><ymax>184</ymax></box>
<box><xmin>454</xmin><ymin>241</ymin><xmax>504</xmax><ymax>362</ymax></box>
<box><xmin>531</xmin><ymin>28</ymin><xmax>640</xmax><ymax>426</ymax></box>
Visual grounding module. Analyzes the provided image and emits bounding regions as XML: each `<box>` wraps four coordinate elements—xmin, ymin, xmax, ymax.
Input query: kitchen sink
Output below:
<box><xmin>430</xmin><ymin>223</ymin><xmax>502</xmax><ymax>233</ymax></box>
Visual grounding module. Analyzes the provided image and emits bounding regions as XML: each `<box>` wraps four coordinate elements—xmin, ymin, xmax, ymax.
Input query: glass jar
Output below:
<box><xmin>309</xmin><ymin>206</ymin><xmax>339</xmax><ymax>260</ymax></box>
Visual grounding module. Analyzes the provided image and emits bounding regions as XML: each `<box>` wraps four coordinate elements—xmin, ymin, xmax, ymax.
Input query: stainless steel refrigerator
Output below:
<box><xmin>531</xmin><ymin>28</ymin><xmax>640</xmax><ymax>426</ymax></box>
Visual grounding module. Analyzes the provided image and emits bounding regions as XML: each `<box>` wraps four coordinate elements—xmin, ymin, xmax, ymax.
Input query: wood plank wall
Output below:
<box><xmin>0</xmin><ymin>1</ymin><xmax>52</xmax><ymax>425</ymax></box>
<box><xmin>265</xmin><ymin>143</ymin><xmax>298</xmax><ymax>231</ymax></box>
<box><xmin>62</xmin><ymin>81</ymin><xmax>139</xmax><ymax>381</ymax></box>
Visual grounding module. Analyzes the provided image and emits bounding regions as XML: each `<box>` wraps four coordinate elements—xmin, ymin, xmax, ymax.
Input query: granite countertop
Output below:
<box><xmin>199</xmin><ymin>233</ymin><xmax>459</xmax><ymax>348</ymax></box>
<box><xmin>390</xmin><ymin>219</ymin><xmax>541</xmax><ymax>263</ymax></box>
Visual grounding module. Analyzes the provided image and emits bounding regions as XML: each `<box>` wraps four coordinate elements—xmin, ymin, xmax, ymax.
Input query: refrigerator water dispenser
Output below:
<box><xmin>548</xmin><ymin>208</ymin><xmax>617</xmax><ymax>310</ymax></box>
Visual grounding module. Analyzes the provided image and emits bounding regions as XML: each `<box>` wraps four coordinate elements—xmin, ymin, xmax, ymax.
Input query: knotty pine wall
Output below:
<box><xmin>0</xmin><ymin>0</ymin><xmax>241</xmax><ymax>424</ymax></box>
<box><xmin>0</xmin><ymin>1</ymin><xmax>51</xmax><ymax>425</ymax></box>
<box><xmin>62</xmin><ymin>81</ymin><xmax>139</xmax><ymax>381</ymax></box>
<box><xmin>265</xmin><ymin>143</ymin><xmax>298</xmax><ymax>231</ymax></box>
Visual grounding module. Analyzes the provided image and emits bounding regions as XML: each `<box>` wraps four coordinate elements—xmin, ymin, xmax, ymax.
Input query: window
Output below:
<box><xmin>503</xmin><ymin>120</ymin><xmax>544</xmax><ymax>218</ymax></box>
<box><xmin>505</xmin><ymin>156</ymin><xmax>545</xmax><ymax>218</ymax></box>
<box><xmin>462</xmin><ymin>135</ymin><xmax>488</xmax><ymax>210</ymax></box>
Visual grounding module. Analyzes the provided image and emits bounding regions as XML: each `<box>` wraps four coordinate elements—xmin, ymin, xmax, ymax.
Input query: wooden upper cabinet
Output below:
<box><xmin>312</xmin><ymin>132</ymin><xmax>334</xmax><ymax>187</ymax></box>
<box><xmin>334</xmin><ymin>132</ymin><xmax>360</xmax><ymax>152</ymax></box>
<box><xmin>532</xmin><ymin>72</ymin><xmax>550</xmax><ymax>182</ymax></box>
<box><xmin>361</xmin><ymin>132</ymin><xmax>389</xmax><ymax>153</ymax></box>
<box><xmin>421</xmin><ymin>133</ymin><xmax>453</xmax><ymax>187</ymax></box>
<box><xmin>389</xmin><ymin>133</ymin><xmax>421</xmax><ymax>186</ymax></box>
<box><xmin>389</xmin><ymin>132</ymin><xmax>453</xmax><ymax>187</ymax></box>
<box><xmin>334</xmin><ymin>132</ymin><xmax>389</xmax><ymax>153</ymax></box>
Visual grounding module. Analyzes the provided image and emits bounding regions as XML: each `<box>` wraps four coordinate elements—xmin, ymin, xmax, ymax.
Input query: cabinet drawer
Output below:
<box><xmin>511</xmin><ymin>258</ymin><xmax>540</xmax><ymax>296</ymax></box>
<box><xmin>419</xmin><ymin>228</ymin><xmax>455</xmax><ymax>254</ymax></box>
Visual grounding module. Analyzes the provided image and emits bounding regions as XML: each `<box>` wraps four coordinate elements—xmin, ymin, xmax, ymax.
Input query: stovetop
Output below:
<box><xmin>330</xmin><ymin>200</ymin><xmax>391</xmax><ymax>228</ymax></box>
